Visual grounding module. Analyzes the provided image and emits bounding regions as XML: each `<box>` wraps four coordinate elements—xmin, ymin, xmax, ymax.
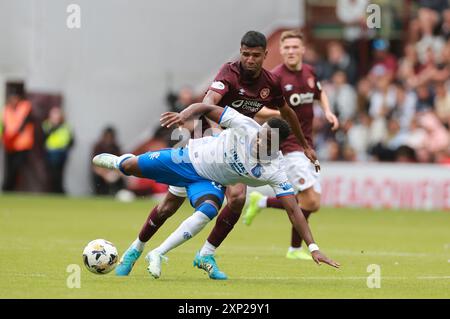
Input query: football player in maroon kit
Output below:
<box><xmin>114</xmin><ymin>31</ymin><xmax>319</xmax><ymax>279</ymax></box>
<box><xmin>244</xmin><ymin>30</ymin><xmax>339</xmax><ymax>261</ymax></box>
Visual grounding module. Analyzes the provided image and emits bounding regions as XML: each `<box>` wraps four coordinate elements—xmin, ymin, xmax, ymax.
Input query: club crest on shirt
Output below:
<box><xmin>260</xmin><ymin>88</ymin><xmax>270</xmax><ymax>99</ymax></box>
<box><xmin>284</xmin><ymin>84</ymin><xmax>293</xmax><ymax>92</ymax></box>
<box><xmin>251</xmin><ymin>164</ymin><xmax>262</xmax><ymax>178</ymax></box>
<box><xmin>307</xmin><ymin>77</ymin><xmax>315</xmax><ymax>89</ymax></box>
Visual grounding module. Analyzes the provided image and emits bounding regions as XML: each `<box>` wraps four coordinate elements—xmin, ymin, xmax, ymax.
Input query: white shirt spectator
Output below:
<box><xmin>336</xmin><ymin>0</ymin><xmax>369</xmax><ymax>41</ymax></box>
<box><xmin>368</xmin><ymin>86</ymin><xmax>397</xmax><ymax>119</ymax></box>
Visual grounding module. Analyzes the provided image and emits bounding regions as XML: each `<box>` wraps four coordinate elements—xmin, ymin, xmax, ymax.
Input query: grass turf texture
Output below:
<box><xmin>0</xmin><ymin>193</ymin><xmax>449</xmax><ymax>299</ymax></box>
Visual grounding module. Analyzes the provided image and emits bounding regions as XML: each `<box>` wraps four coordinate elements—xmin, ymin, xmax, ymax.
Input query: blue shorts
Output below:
<box><xmin>137</xmin><ymin>148</ymin><xmax>225</xmax><ymax>207</ymax></box>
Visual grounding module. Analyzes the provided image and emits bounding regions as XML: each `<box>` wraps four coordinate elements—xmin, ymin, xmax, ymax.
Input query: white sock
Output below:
<box><xmin>131</xmin><ymin>238</ymin><xmax>146</xmax><ymax>252</ymax></box>
<box><xmin>199</xmin><ymin>241</ymin><xmax>216</xmax><ymax>256</ymax></box>
<box><xmin>155</xmin><ymin>211</ymin><xmax>211</xmax><ymax>255</ymax></box>
<box><xmin>288</xmin><ymin>246</ymin><xmax>302</xmax><ymax>253</ymax></box>
<box><xmin>258</xmin><ymin>196</ymin><xmax>268</xmax><ymax>208</ymax></box>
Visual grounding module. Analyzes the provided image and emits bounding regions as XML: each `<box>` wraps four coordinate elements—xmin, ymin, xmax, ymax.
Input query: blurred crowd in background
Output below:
<box><xmin>2</xmin><ymin>0</ymin><xmax>450</xmax><ymax>197</ymax></box>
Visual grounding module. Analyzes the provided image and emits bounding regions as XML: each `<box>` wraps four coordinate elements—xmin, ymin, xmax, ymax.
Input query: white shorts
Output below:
<box><xmin>168</xmin><ymin>185</ymin><xmax>187</xmax><ymax>197</ymax></box>
<box><xmin>283</xmin><ymin>151</ymin><xmax>321</xmax><ymax>194</ymax></box>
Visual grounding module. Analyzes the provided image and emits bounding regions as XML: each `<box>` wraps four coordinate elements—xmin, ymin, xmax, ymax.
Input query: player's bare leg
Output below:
<box><xmin>194</xmin><ymin>183</ymin><xmax>247</xmax><ymax>279</ymax></box>
<box><xmin>93</xmin><ymin>152</ymin><xmax>189</xmax><ymax>275</ymax></box>
<box><xmin>147</xmin><ymin>194</ymin><xmax>222</xmax><ymax>279</ymax></box>
<box><xmin>116</xmin><ymin>191</ymin><xmax>185</xmax><ymax>276</ymax></box>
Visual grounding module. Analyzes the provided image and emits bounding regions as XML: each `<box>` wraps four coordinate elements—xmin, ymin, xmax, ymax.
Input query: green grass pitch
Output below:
<box><xmin>0</xmin><ymin>194</ymin><xmax>449</xmax><ymax>298</ymax></box>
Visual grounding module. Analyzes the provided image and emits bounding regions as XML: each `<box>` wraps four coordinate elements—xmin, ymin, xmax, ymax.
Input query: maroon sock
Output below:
<box><xmin>138</xmin><ymin>206</ymin><xmax>168</xmax><ymax>242</ymax></box>
<box><xmin>291</xmin><ymin>210</ymin><xmax>312</xmax><ymax>248</ymax></box>
<box><xmin>266</xmin><ymin>197</ymin><xmax>284</xmax><ymax>209</ymax></box>
<box><xmin>207</xmin><ymin>205</ymin><xmax>241</xmax><ymax>248</ymax></box>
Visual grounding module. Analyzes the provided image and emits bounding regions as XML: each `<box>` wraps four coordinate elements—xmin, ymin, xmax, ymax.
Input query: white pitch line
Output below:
<box><xmin>417</xmin><ymin>276</ymin><xmax>450</xmax><ymax>280</ymax></box>
<box><xmin>328</xmin><ymin>249</ymin><xmax>429</xmax><ymax>257</ymax></box>
<box><xmin>234</xmin><ymin>276</ymin><xmax>450</xmax><ymax>281</ymax></box>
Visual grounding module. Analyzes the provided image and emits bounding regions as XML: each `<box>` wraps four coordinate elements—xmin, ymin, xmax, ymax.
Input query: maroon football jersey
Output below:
<box><xmin>271</xmin><ymin>63</ymin><xmax>322</xmax><ymax>154</ymax></box>
<box><xmin>207</xmin><ymin>61</ymin><xmax>285</xmax><ymax>118</ymax></box>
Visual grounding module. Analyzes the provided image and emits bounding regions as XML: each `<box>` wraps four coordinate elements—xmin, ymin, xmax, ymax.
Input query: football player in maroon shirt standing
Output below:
<box><xmin>244</xmin><ymin>30</ymin><xmax>339</xmax><ymax>261</ymax></box>
<box><xmin>115</xmin><ymin>31</ymin><xmax>318</xmax><ymax>279</ymax></box>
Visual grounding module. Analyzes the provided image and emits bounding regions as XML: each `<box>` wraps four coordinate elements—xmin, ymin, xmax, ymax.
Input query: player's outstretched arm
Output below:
<box><xmin>278</xmin><ymin>194</ymin><xmax>340</xmax><ymax>269</ymax></box>
<box><xmin>160</xmin><ymin>103</ymin><xmax>224</xmax><ymax>128</ymax></box>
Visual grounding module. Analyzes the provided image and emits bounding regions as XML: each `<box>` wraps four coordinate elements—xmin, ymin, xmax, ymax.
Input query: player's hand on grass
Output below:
<box><xmin>325</xmin><ymin>111</ymin><xmax>339</xmax><ymax>131</ymax></box>
<box><xmin>160</xmin><ymin>112</ymin><xmax>186</xmax><ymax>128</ymax></box>
<box><xmin>304</xmin><ymin>147</ymin><xmax>320</xmax><ymax>172</ymax></box>
<box><xmin>311</xmin><ymin>251</ymin><xmax>340</xmax><ymax>268</ymax></box>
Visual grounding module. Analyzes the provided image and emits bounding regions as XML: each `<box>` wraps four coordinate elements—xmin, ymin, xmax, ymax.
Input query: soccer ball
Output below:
<box><xmin>82</xmin><ymin>239</ymin><xmax>119</xmax><ymax>274</ymax></box>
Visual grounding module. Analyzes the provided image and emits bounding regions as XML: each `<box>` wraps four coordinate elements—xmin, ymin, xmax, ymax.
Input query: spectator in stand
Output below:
<box><xmin>336</xmin><ymin>0</ymin><xmax>369</xmax><ymax>61</ymax></box>
<box><xmin>417</xmin><ymin>111</ymin><xmax>450</xmax><ymax>158</ymax></box>
<box><xmin>368</xmin><ymin>39</ymin><xmax>398</xmax><ymax>84</ymax></box>
<box><xmin>397</xmin><ymin>43</ymin><xmax>421</xmax><ymax>85</ymax></box>
<box><xmin>441</xmin><ymin>9</ymin><xmax>450</xmax><ymax>40</ymax></box>
<box><xmin>370</xmin><ymin>117</ymin><xmax>408</xmax><ymax>162</ymax></box>
<box><xmin>356</xmin><ymin>77</ymin><xmax>372</xmax><ymax>115</ymax></box>
<box><xmin>434</xmin><ymin>81</ymin><xmax>450</xmax><ymax>127</ymax></box>
<box><xmin>345</xmin><ymin>113</ymin><xmax>371</xmax><ymax>161</ymax></box>
<box><xmin>166</xmin><ymin>86</ymin><xmax>196</xmax><ymax>113</ymax></box>
<box><xmin>91</xmin><ymin>126</ymin><xmax>124</xmax><ymax>195</ymax></box>
<box><xmin>390</xmin><ymin>82</ymin><xmax>417</xmax><ymax>131</ymax></box>
<box><xmin>395</xmin><ymin>145</ymin><xmax>418</xmax><ymax>163</ymax></box>
<box><xmin>323</xmin><ymin>41</ymin><xmax>358</xmax><ymax>85</ymax></box>
<box><xmin>1</xmin><ymin>85</ymin><xmax>34</xmax><ymax>192</ymax></box>
<box><xmin>415</xmin><ymin>84</ymin><xmax>435</xmax><ymax>112</ymax></box>
<box><xmin>42</xmin><ymin>106</ymin><xmax>74</xmax><ymax>194</ymax></box>
<box><xmin>416</xmin><ymin>0</ymin><xmax>449</xmax><ymax>37</ymax></box>
<box><xmin>303</xmin><ymin>45</ymin><xmax>329</xmax><ymax>82</ymax></box>
<box><xmin>368</xmin><ymin>75</ymin><xmax>397</xmax><ymax>119</ymax></box>
<box><xmin>326</xmin><ymin>70</ymin><xmax>358</xmax><ymax>123</ymax></box>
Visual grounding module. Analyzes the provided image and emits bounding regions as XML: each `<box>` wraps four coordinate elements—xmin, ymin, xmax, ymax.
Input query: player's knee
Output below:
<box><xmin>157</xmin><ymin>200</ymin><xmax>180</xmax><ymax>219</ymax></box>
<box><xmin>309</xmin><ymin>199</ymin><xmax>320</xmax><ymax>212</ymax></box>
<box><xmin>303</xmin><ymin>197</ymin><xmax>320</xmax><ymax>212</ymax></box>
<box><xmin>196</xmin><ymin>201</ymin><xmax>218</xmax><ymax>220</ymax></box>
<box><xmin>194</xmin><ymin>194</ymin><xmax>222</xmax><ymax>219</ymax></box>
<box><xmin>227</xmin><ymin>193</ymin><xmax>246</xmax><ymax>212</ymax></box>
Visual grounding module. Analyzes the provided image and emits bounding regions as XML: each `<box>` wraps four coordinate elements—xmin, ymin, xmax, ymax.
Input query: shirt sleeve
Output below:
<box><xmin>268</xmin><ymin>165</ymin><xmax>295</xmax><ymax>197</ymax></box>
<box><xmin>208</xmin><ymin>64</ymin><xmax>231</xmax><ymax>96</ymax></box>
<box><xmin>311</xmin><ymin>67</ymin><xmax>322</xmax><ymax>100</ymax></box>
<box><xmin>219</xmin><ymin>106</ymin><xmax>257</xmax><ymax>130</ymax></box>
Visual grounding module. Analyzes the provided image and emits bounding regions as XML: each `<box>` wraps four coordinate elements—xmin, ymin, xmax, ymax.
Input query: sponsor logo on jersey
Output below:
<box><xmin>211</xmin><ymin>81</ymin><xmax>225</xmax><ymax>90</ymax></box>
<box><xmin>183</xmin><ymin>232</ymin><xmax>192</xmax><ymax>240</ymax></box>
<box><xmin>284</xmin><ymin>84</ymin><xmax>293</xmax><ymax>91</ymax></box>
<box><xmin>231</xmin><ymin>100</ymin><xmax>263</xmax><ymax>113</ymax></box>
<box><xmin>260</xmin><ymin>88</ymin><xmax>270</xmax><ymax>99</ymax></box>
<box><xmin>225</xmin><ymin>148</ymin><xmax>249</xmax><ymax>177</ymax></box>
<box><xmin>289</xmin><ymin>92</ymin><xmax>314</xmax><ymax>106</ymax></box>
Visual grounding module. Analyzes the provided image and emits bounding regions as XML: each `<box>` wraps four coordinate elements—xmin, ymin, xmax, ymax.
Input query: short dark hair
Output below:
<box><xmin>267</xmin><ymin>117</ymin><xmax>291</xmax><ymax>143</ymax></box>
<box><xmin>241</xmin><ymin>31</ymin><xmax>267</xmax><ymax>49</ymax></box>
